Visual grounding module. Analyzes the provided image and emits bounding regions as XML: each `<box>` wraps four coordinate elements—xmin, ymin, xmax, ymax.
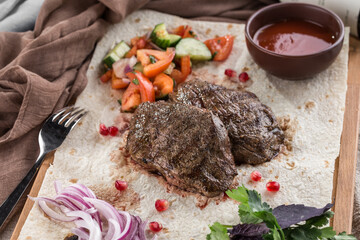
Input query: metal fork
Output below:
<box><xmin>0</xmin><ymin>106</ymin><xmax>87</xmax><ymax>228</ymax></box>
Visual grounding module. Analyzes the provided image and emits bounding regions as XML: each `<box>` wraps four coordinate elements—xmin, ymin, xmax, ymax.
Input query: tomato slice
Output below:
<box><xmin>126</xmin><ymin>72</ymin><xmax>136</xmax><ymax>81</ymax></box>
<box><xmin>173</xmin><ymin>25</ymin><xmax>185</xmax><ymax>37</ymax></box>
<box><xmin>121</xmin><ymin>82</ymin><xmax>141</xmax><ymax>112</ymax></box>
<box><xmin>136</xmin><ymin>48</ymin><xmax>175</xmax><ymax>78</ymax></box>
<box><xmin>111</xmin><ymin>70</ymin><xmax>129</xmax><ymax>89</ymax></box>
<box><xmin>204</xmin><ymin>35</ymin><xmax>234</xmax><ymax>61</ymax></box>
<box><xmin>173</xmin><ymin>25</ymin><xmax>197</xmax><ymax>38</ymax></box>
<box><xmin>100</xmin><ymin>69</ymin><xmax>112</xmax><ymax>83</ymax></box>
<box><xmin>125</xmin><ymin>46</ymin><xmax>137</xmax><ymax>58</ymax></box>
<box><xmin>134</xmin><ymin>71</ymin><xmax>155</xmax><ymax>103</ymax></box>
<box><xmin>153</xmin><ymin>73</ymin><xmax>174</xmax><ymax>99</ymax></box>
<box><xmin>170</xmin><ymin>55</ymin><xmax>191</xmax><ymax>84</ymax></box>
<box><xmin>126</xmin><ymin>36</ymin><xmax>148</xmax><ymax>58</ymax></box>
<box><xmin>131</xmin><ymin>36</ymin><xmax>147</xmax><ymax>49</ymax></box>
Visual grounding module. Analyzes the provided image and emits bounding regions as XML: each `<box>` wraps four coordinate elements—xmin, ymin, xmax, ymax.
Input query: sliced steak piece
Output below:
<box><xmin>169</xmin><ymin>80</ymin><xmax>284</xmax><ymax>165</ymax></box>
<box><xmin>126</xmin><ymin>101</ymin><xmax>237</xmax><ymax>197</ymax></box>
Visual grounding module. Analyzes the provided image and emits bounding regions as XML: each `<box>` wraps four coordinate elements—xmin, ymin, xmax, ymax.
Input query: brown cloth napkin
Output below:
<box><xmin>0</xmin><ymin>0</ymin><xmax>275</xmax><ymax>224</ymax></box>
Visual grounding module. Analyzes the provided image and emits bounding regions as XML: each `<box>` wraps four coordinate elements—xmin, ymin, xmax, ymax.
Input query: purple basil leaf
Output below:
<box><xmin>229</xmin><ymin>223</ymin><xmax>268</xmax><ymax>240</ymax></box>
<box><xmin>272</xmin><ymin>203</ymin><xmax>333</xmax><ymax>229</ymax></box>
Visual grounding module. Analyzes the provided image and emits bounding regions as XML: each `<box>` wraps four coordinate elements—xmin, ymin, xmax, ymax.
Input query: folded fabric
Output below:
<box><xmin>0</xmin><ymin>0</ymin><xmax>45</xmax><ymax>32</ymax></box>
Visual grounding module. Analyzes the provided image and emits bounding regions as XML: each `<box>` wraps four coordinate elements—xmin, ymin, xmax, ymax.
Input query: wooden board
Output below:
<box><xmin>10</xmin><ymin>37</ymin><xmax>360</xmax><ymax>239</ymax></box>
<box><xmin>332</xmin><ymin>36</ymin><xmax>360</xmax><ymax>233</ymax></box>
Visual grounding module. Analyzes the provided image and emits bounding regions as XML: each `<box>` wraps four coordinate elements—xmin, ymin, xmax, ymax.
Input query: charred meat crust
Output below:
<box><xmin>126</xmin><ymin>101</ymin><xmax>237</xmax><ymax>197</ymax></box>
<box><xmin>169</xmin><ymin>80</ymin><xmax>284</xmax><ymax>165</ymax></box>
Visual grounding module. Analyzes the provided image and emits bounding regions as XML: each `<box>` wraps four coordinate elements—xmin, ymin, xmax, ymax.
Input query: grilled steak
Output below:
<box><xmin>169</xmin><ymin>80</ymin><xmax>284</xmax><ymax>165</ymax></box>
<box><xmin>126</xmin><ymin>101</ymin><xmax>237</xmax><ymax>197</ymax></box>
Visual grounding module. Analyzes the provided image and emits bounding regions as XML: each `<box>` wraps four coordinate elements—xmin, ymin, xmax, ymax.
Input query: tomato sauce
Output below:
<box><xmin>253</xmin><ymin>19</ymin><xmax>336</xmax><ymax>56</ymax></box>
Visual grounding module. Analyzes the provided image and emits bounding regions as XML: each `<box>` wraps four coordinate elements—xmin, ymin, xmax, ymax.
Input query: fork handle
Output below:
<box><xmin>0</xmin><ymin>153</ymin><xmax>45</xmax><ymax>228</ymax></box>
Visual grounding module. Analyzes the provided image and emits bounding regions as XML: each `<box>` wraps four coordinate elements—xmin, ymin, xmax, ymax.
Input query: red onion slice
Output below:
<box><xmin>29</xmin><ymin>182</ymin><xmax>149</xmax><ymax>240</ymax></box>
<box><xmin>38</xmin><ymin>200</ymin><xmax>77</xmax><ymax>222</ymax></box>
<box><xmin>148</xmin><ymin>41</ymin><xmax>163</xmax><ymax>51</ymax></box>
<box><xmin>54</xmin><ymin>181</ymin><xmax>62</xmax><ymax>194</ymax></box>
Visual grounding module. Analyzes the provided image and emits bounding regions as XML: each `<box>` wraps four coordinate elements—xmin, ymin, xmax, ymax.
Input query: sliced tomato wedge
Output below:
<box><xmin>111</xmin><ymin>70</ymin><xmax>129</xmax><ymax>89</ymax></box>
<box><xmin>134</xmin><ymin>71</ymin><xmax>155</xmax><ymax>103</ymax></box>
<box><xmin>204</xmin><ymin>35</ymin><xmax>234</xmax><ymax>61</ymax></box>
<box><xmin>170</xmin><ymin>55</ymin><xmax>191</xmax><ymax>84</ymax></box>
<box><xmin>136</xmin><ymin>48</ymin><xmax>175</xmax><ymax>78</ymax></box>
<box><xmin>173</xmin><ymin>25</ymin><xmax>185</xmax><ymax>37</ymax></box>
<box><xmin>173</xmin><ymin>25</ymin><xmax>197</xmax><ymax>39</ymax></box>
<box><xmin>100</xmin><ymin>69</ymin><xmax>112</xmax><ymax>83</ymax></box>
<box><xmin>131</xmin><ymin>36</ymin><xmax>147</xmax><ymax>49</ymax></box>
<box><xmin>125</xmin><ymin>36</ymin><xmax>148</xmax><ymax>58</ymax></box>
<box><xmin>121</xmin><ymin>82</ymin><xmax>141</xmax><ymax>112</ymax></box>
<box><xmin>153</xmin><ymin>73</ymin><xmax>174</xmax><ymax>99</ymax></box>
<box><xmin>126</xmin><ymin>72</ymin><xmax>136</xmax><ymax>81</ymax></box>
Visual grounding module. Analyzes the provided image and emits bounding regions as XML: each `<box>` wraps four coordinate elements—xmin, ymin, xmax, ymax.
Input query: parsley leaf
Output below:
<box><xmin>149</xmin><ymin>55</ymin><xmax>157</xmax><ymax>64</ymax></box>
<box><xmin>132</xmin><ymin>78</ymin><xmax>139</xmax><ymax>85</ymax></box>
<box><xmin>207</xmin><ymin>222</ymin><xmax>230</xmax><ymax>240</ymax></box>
<box><xmin>226</xmin><ymin>186</ymin><xmax>248</xmax><ymax>203</ymax></box>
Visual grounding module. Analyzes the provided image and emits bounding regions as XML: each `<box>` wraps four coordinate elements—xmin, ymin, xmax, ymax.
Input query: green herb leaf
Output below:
<box><xmin>306</xmin><ymin>210</ymin><xmax>334</xmax><ymax>227</ymax></box>
<box><xmin>117</xmin><ymin>99</ymin><xmax>122</xmax><ymax>105</ymax></box>
<box><xmin>212</xmin><ymin>51</ymin><xmax>218</xmax><ymax>59</ymax></box>
<box><xmin>132</xmin><ymin>78</ymin><xmax>139</xmax><ymax>85</ymax></box>
<box><xmin>320</xmin><ymin>227</ymin><xmax>336</xmax><ymax>238</ymax></box>
<box><xmin>248</xmin><ymin>190</ymin><xmax>272</xmax><ymax>212</ymax></box>
<box><xmin>206</xmin><ymin>222</ymin><xmax>230</xmax><ymax>240</ymax></box>
<box><xmin>333</xmin><ymin>232</ymin><xmax>357</xmax><ymax>239</ymax></box>
<box><xmin>226</xmin><ymin>186</ymin><xmax>248</xmax><ymax>204</ymax></box>
<box><xmin>149</xmin><ymin>55</ymin><xmax>157</xmax><ymax>64</ymax></box>
<box><xmin>238</xmin><ymin>204</ymin><xmax>262</xmax><ymax>224</ymax></box>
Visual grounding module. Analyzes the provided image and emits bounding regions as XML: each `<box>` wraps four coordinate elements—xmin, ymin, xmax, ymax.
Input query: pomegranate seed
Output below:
<box><xmin>115</xmin><ymin>180</ymin><xmax>128</xmax><ymax>191</ymax></box>
<box><xmin>266</xmin><ymin>181</ymin><xmax>280</xmax><ymax>192</ymax></box>
<box><xmin>250</xmin><ymin>171</ymin><xmax>262</xmax><ymax>182</ymax></box>
<box><xmin>99</xmin><ymin>123</ymin><xmax>109</xmax><ymax>136</ymax></box>
<box><xmin>155</xmin><ymin>199</ymin><xmax>169</xmax><ymax>212</ymax></box>
<box><xmin>108</xmin><ymin>126</ymin><xmax>119</xmax><ymax>136</ymax></box>
<box><xmin>239</xmin><ymin>72</ymin><xmax>249</xmax><ymax>82</ymax></box>
<box><xmin>149</xmin><ymin>221</ymin><xmax>163</xmax><ymax>232</ymax></box>
<box><xmin>224</xmin><ymin>68</ymin><xmax>236</xmax><ymax>77</ymax></box>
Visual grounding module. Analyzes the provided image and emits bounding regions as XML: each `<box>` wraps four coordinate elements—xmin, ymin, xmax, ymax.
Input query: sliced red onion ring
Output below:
<box><xmin>29</xmin><ymin>182</ymin><xmax>150</xmax><ymax>240</ymax></box>
<box><xmin>113</xmin><ymin>56</ymin><xmax>137</xmax><ymax>79</ymax></box>
<box><xmin>54</xmin><ymin>181</ymin><xmax>62</xmax><ymax>194</ymax></box>
<box><xmin>148</xmin><ymin>41</ymin><xmax>163</xmax><ymax>51</ymax></box>
<box><xmin>38</xmin><ymin>200</ymin><xmax>77</xmax><ymax>222</ymax></box>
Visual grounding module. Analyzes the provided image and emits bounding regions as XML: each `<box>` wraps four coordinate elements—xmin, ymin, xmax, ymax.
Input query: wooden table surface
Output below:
<box><xmin>9</xmin><ymin>37</ymin><xmax>360</xmax><ymax>239</ymax></box>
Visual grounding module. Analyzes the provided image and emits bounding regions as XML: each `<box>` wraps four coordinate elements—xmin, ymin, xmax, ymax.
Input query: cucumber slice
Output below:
<box><xmin>103</xmin><ymin>41</ymin><xmax>131</xmax><ymax>68</ymax></box>
<box><xmin>168</xmin><ymin>34</ymin><xmax>181</xmax><ymax>46</ymax></box>
<box><xmin>151</xmin><ymin>23</ymin><xmax>168</xmax><ymax>49</ymax></box>
<box><xmin>113</xmin><ymin>41</ymin><xmax>131</xmax><ymax>58</ymax></box>
<box><xmin>151</xmin><ymin>23</ymin><xmax>181</xmax><ymax>49</ymax></box>
<box><xmin>133</xmin><ymin>62</ymin><xmax>143</xmax><ymax>73</ymax></box>
<box><xmin>175</xmin><ymin>38</ymin><xmax>212</xmax><ymax>61</ymax></box>
<box><xmin>103</xmin><ymin>52</ymin><xmax>120</xmax><ymax>69</ymax></box>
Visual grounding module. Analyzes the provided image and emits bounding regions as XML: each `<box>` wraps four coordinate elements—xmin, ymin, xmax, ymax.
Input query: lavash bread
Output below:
<box><xmin>18</xmin><ymin>10</ymin><xmax>349</xmax><ymax>240</ymax></box>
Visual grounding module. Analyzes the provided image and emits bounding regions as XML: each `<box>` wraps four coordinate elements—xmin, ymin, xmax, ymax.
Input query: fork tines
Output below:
<box><xmin>52</xmin><ymin>106</ymin><xmax>88</xmax><ymax>128</ymax></box>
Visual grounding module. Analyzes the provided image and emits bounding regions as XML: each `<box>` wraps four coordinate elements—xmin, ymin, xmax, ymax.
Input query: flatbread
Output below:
<box><xmin>19</xmin><ymin>10</ymin><xmax>349</xmax><ymax>240</ymax></box>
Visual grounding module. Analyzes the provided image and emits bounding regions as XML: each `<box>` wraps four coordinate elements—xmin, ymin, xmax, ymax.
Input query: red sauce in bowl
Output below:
<box><xmin>253</xmin><ymin>20</ymin><xmax>336</xmax><ymax>56</ymax></box>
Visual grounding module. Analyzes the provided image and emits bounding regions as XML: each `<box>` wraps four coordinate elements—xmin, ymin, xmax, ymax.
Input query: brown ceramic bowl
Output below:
<box><xmin>245</xmin><ymin>3</ymin><xmax>344</xmax><ymax>80</ymax></box>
